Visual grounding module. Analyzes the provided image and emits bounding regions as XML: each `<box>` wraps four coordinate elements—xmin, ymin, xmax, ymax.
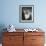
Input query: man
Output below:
<box><xmin>22</xmin><ymin>7</ymin><xmax>32</xmax><ymax>20</ymax></box>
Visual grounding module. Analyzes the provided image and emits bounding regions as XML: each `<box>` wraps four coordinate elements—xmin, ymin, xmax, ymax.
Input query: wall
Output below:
<box><xmin>0</xmin><ymin>0</ymin><xmax>46</xmax><ymax>29</ymax></box>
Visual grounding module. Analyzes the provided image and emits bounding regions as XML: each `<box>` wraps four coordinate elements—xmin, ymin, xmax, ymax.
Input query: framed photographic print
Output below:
<box><xmin>19</xmin><ymin>5</ymin><xmax>34</xmax><ymax>23</ymax></box>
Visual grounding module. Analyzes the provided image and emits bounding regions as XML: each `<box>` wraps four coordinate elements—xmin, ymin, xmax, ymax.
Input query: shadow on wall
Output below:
<box><xmin>0</xmin><ymin>24</ymin><xmax>7</xmax><ymax>43</ymax></box>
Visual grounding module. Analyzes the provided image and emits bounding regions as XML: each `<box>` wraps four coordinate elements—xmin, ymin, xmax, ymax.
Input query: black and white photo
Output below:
<box><xmin>19</xmin><ymin>5</ymin><xmax>34</xmax><ymax>23</ymax></box>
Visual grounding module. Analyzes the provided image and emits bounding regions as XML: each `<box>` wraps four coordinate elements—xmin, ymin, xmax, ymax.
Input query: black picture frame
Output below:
<box><xmin>19</xmin><ymin>5</ymin><xmax>34</xmax><ymax>23</ymax></box>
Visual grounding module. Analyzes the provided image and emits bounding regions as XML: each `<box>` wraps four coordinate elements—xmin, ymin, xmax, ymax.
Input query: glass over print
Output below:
<box><xmin>19</xmin><ymin>5</ymin><xmax>34</xmax><ymax>23</ymax></box>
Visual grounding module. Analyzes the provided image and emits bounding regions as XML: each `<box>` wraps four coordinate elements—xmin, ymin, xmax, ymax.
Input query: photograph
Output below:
<box><xmin>19</xmin><ymin>5</ymin><xmax>34</xmax><ymax>23</ymax></box>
